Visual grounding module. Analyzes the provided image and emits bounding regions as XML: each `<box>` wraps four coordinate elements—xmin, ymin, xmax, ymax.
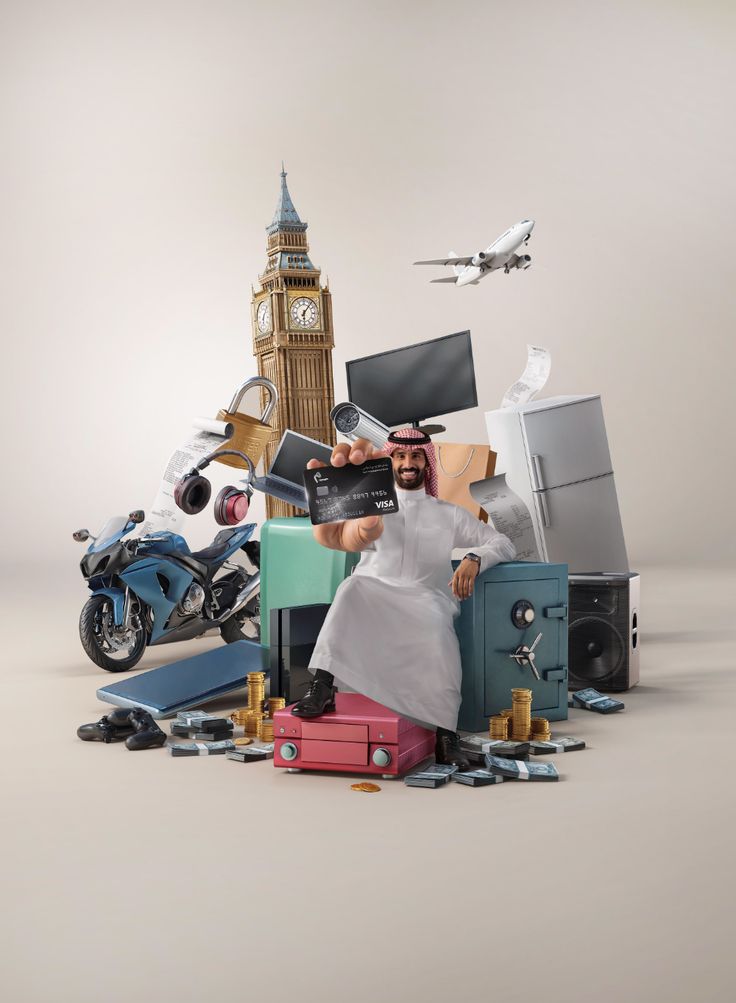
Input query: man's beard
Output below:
<box><xmin>394</xmin><ymin>465</ymin><xmax>426</xmax><ymax>490</ymax></box>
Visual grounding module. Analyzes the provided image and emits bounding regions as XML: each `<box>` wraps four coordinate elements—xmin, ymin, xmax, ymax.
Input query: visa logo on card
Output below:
<box><xmin>303</xmin><ymin>457</ymin><xmax>400</xmax><ymax>525</ymax></box>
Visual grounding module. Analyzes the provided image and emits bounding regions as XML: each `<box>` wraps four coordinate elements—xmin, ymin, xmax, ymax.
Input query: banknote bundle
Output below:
<box><xmin>451</xmin><ymin>769</ymin><xmax>505</xmax><ymax>787</ymax></box>
<box><xmin>170</xmin><ymin>718</ymin><xmax>234</xmax><ymax>742</ymax></box>
<box><xmin>459</xmin><ymin>736</ymin><xmax>530</xmax><ymax>762</ymax></box>
<box><xmin>404</xmin><ymin>764</ymin><xmax>458</xmax><ymax>788</ymax></box>
<box><xmin>175</xmin><ymin>710</ymin><xmax>229</xmax><ymax>729</ymax></box>
<box><xmin>530</xmin><ymin>737</ymin><xmax>586</xmax><ymax>755</ymax></box>
<box><xmin>169</xmin><ymin>740</ymin><xmax>236</xmax><ymax>757</ymax></box>
<box><xmin>571</xmin><ymin>688</ymin><xmax>625</xmax><ymax>713</ymax></box>
<box><xmin>226</xmin><ymin>744</ymin><xmax>274</xmax><ymax>763</ymax></box>
<box><xmin>484</xmin><ymin>754</ymin><xmax>559</xmax><ymax>782</ymax></box>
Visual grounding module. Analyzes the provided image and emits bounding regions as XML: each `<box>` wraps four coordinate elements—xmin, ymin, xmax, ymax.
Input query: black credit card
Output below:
<box><xmin>303</xmin><ymin>457</ymin><xmax>400</xmax><ymax>525</ymax></box>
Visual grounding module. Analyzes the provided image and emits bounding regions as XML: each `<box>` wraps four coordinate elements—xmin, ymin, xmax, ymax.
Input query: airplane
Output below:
<box><xmin>413</xmin><ymin>219</ymin><xmax>535</xmax><ymax>286</ymax></box>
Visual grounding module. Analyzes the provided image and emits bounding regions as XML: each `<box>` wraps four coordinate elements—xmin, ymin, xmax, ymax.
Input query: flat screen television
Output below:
<box><xmin>346</xmin><ymin>330</ymin><xmax>477</xmax><ymax>428</ymax></box>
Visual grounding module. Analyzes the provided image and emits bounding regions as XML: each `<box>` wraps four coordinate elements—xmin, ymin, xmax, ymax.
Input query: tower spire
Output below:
<box><xmin>267</xmin><ymin>163</ymin><xmax>307</xmax><ymax>234</ymax></box>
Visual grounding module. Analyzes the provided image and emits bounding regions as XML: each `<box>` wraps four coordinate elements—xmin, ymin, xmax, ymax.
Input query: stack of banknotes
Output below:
<box><xmin>484</xmin><ymin>754</ymin><xmax>559</xmax><ymax>781</ymax></box>
<box><xmin>570</xmin><ymin>688</ymin><xmax>625</xmax><ymax>713</ymax></box>
<box><xmin>530</xmin><ymin>737</ymin><xmax>586</xmax><ymax>755</ymax></box>
<box><xmin>459</xmin><ymin>736</ymin><xmax>530</xmax><ymax>763</ymax></box>
<box><xmin>227</xmin><ymin>744</ymin><xmax>274</xmax><ymax>763</ymax></box>
<box><xmin>451</xmin><ymin>769</ymin><xmax>505</xmax><ymax>787</ymax></box>
<box><xmin>404</xmin><ymin>764</ymin><xmax>458</xmax><ymax>788</ymax></box>
<box><xmin>170</xmin><ymin>719</ymin><xmax>234</xmax><ymax>742</ymax></box>
<box><xmin>169</xmin><ymin>739</ymin><xmax>236</xmax><ymax>757</ymax></box>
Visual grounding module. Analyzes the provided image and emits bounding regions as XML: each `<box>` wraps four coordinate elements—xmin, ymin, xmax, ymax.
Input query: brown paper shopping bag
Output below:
<box><xmin>435</xmin><ymin>442</ymin><xmax>496</xmax><ymax>522</ymax></box>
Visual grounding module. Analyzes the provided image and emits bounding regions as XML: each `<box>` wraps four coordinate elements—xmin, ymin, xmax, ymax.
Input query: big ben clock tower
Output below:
<box><xmin>251</xmin><ymin>166</ymin><xmax>336</xmax><ymax>518</ymax></box>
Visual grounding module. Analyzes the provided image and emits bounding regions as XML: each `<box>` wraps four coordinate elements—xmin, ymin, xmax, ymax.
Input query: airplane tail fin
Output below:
<box><xmin>448</xmin><ymin>251</ymin><xmax>463</xmax><ymax>277</ymax></box>
<box><xmin>431</xmin><ymin>276</ymin><xmax>458</xmax><ymax>284</ymax></box>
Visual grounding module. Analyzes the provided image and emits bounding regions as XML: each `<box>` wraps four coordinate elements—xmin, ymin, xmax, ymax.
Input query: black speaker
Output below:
<box><xmin>269</xmin><ymin>604</ymin><xmax>331</xmax><ymax>703</ymax></box>
<box><xmin>568</xmin><ymin>573</ymin><xmax>640</xmax><ymax>692</ymax></box>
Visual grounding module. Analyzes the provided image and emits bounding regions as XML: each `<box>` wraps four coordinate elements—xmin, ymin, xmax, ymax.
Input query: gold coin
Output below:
<box><xmin>351</xmin><ymin>782</ymin><xmax>381</xmax><ymax>793</ymax></box>
<box><xmin>234</xmin><ymin>737</ymin><xmax>253</xmax><ymax>746</ymax></box>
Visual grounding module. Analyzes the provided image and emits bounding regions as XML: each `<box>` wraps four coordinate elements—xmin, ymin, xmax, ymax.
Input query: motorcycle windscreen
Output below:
<box><xmin>534</xmin><ymin>474</ymin><xmax>629</xmax><ymax>573</ymax></box>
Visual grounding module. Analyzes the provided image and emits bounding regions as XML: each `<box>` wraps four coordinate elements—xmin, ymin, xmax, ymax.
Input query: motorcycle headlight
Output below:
<box><xmin>81</xmin><ymin>553</ymin><xmax>110</xmax><ymax>578</ymax></box>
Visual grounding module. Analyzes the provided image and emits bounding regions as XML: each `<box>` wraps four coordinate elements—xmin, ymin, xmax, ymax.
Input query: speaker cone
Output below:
<box><xmin>568</xmin><ymin>616</ymin><xmax>625</xmax><ymax>687</ymax></box>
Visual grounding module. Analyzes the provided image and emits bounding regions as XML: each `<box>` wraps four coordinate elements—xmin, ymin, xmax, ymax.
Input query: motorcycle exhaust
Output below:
<box><xmin>216</xmin><ymin>571</ymin><xmax>260</xmax><ymax>624</ymax></box>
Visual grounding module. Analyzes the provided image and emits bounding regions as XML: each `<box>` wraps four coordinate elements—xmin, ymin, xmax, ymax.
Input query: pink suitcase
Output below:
<box><xmin>273</xmin><ymin>692</ymin><xmax>435</xmax><ymax>777</ymax></box>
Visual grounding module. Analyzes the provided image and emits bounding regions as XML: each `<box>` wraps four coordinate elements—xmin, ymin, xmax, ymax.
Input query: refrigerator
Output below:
<box><xmin>485</xmin><ymin>395</ymin><xmax>629</xmax><ymax>573</ymax></box>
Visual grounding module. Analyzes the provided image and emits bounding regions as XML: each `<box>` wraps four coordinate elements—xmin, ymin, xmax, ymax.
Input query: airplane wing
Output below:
<box><xmin>430</xmin><ymin>276</ymin><xmax>458</xmax><ymax>284</ymax></box>
<box><xmin>413</xmin><ymin>256</ymin><xmax>475</xmax><ymax>267</ymax></box>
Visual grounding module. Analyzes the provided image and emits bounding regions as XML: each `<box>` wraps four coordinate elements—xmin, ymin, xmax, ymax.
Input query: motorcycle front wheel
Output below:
<box><xmin>79</xmin><ymin>594</ymin><xmax>147</xmax><ymax>672</ymax></box>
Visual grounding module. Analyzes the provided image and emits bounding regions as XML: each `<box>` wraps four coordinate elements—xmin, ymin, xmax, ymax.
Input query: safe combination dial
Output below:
<box><xmin>511</xmin><ymin>599</ymin><xmax>536</xmax><ymax>629</ymax></box>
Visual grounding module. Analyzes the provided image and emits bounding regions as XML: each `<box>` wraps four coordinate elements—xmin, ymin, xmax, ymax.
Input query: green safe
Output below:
<box><xmin>455</xmin><ymin>561</ymin><xmax>569</xmax><ymax>733</ymax></box>
<box><xmin>259</xmin><ymin>518</ymin><xmax>359</xmax><ymax>647</ymax></box>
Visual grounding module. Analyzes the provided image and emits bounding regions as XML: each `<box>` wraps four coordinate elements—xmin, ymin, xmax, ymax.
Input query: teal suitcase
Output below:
<box><xmin>455</xmin><ymin>561</ymin><xmax>569</xmax><ymax>732</ymax></box>
<box><xmin>259</xmin><ymin>519</ymin><xmax>359</xmax><ymax>647</ymax></box>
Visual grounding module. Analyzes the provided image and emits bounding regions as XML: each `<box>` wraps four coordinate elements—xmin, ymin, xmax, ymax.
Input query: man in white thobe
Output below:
<box><xmin>291</xmin><ymin>428</ymin><xmax>516</xmax><ymax>770</ymax></box>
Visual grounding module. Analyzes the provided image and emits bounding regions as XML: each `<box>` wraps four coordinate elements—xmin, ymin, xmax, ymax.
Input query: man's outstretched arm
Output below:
<box><xmin>306</xmin><ymin>438</ymin><xmax>386</xmax><ymax>553</ymax></box>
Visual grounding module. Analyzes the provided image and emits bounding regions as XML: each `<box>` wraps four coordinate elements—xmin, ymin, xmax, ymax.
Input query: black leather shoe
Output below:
<box><xmin>291</xmin><ymin>677</ymin><xmax>337</xmax><ymax>718</ymax></box>
<box><xmin>77</xmin><ymin>709</ymin><xmax>135</xmax><ymax>743</ymax></box>
<box><xmin>435</xmin><ymin>729</ymin><xmax>472</xmax><ymax>772</ymax></box>
<box><xmin>125</xmin><ymin>708</ymin><xmax>167</xmax><ymax>750</ymax></box>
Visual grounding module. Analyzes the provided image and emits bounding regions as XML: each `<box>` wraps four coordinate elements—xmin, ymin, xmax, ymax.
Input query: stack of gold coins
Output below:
<box><xmin>511</xmin><ymin>688</ymin><xmax>533</xmax><ymax>741</ymax></box>
<box><xmin>247</xmin><ymin>672</ymin><xmax>266</xmax><ymax>712</ymax></box>
<box><xmin>267</xmin><ymin>697</ymin><xmax>286</xmax><ymax>717</ymax></box>
<box><xmin>489</xmin><ymin>715</ymin><xmax>509</xmax><ymax>740</ymax></box>
<box><xmin>531</xmin><ymin>717</ymin><xmax>551</xmax><ymax>741</ymax></box>
<box><xmin>243</xmin><ymin>710</ymin><xmax>262</xmax><ymax>737</ymax></box>
<box><xmin>500</xmin><ymin>708</ymin><xmax>513</xmax><ymax>724</ymax></box>
<box><xmin>230</xmin><ymin>708</ymin><xmax>249</xmax><ymax>727</ymax></box>
<box><xmin>260</xmin><ymin>718</ymin><xmax>275</xmax><ymax>742</ymax></box>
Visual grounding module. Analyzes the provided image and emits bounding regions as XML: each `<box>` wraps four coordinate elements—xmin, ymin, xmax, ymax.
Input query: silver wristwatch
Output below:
<box><xmin>464</xmin><ymin>552</ymin><xmax>481</xmax><ymax>569</ymax></box>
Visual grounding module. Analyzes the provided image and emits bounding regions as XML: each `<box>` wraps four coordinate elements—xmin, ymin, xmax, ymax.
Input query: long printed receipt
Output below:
<box><xmin>501</xmin><ymin>344</ymin><xmax>551</xmax><ymax>409</ymax></box>
<box><xmin>304</xmin><ymin>457</ymin><xmax>399</xmax><ymax>525</ymax></box>
<box><xmin>469</xmin><ymin>474</ymin><xmax>539</xmax><ymax>561</ymax></box>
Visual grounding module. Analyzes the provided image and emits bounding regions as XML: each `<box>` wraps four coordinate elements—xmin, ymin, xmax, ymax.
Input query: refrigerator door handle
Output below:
<box><xmin>530</xmin><ymin>453</ymin><xmax>546</xmax><ymax>492</ymax></box>
<box><xmin>533</xmin><ymin>490</ymin><xmax>551</xmax><ymax>528</ymax></box>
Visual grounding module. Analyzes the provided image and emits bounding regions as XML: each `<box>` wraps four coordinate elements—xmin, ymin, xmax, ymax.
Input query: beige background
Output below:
<box><xmin>2</xmin><ymin>3</ymin><xmax>736</xmax><ymax>1002</ymax></box>
<box><xmin>1</xmin><ymin>0</ymin><xmax>735</xmax><ymax>567</ymax></box>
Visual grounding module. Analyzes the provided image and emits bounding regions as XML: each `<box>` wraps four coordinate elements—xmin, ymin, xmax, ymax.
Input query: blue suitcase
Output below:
<box><xmin>455</xmin><ymin>561</ymin><xmax>569</xmax><ymax>732</ymax></box>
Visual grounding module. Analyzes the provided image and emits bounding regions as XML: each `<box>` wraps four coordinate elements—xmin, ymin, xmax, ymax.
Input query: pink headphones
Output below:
<box><xmin>174</xmin><ymin>450</ymin><xmax>256</xmax><ymax>526</ymax></box>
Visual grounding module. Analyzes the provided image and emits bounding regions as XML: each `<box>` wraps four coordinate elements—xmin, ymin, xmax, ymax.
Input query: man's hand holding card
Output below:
<box><xmin>305</xmin><ymin>438</ymin><xmax>397</xmax><ymax>552</ymax></box>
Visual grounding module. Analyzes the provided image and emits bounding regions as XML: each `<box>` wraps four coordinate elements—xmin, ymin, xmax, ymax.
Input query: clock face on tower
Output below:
<box><xmin>290</xmin><ymin>296</ymin><xmax>318</xmax><ymax>329</ymax></box>
<box><xmin>257</xmin><ymin>300</ymin><xmax>272</xmax><ymax>334</ymax></box>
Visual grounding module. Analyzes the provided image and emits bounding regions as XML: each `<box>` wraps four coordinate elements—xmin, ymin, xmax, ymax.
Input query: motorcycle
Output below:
<box><xmin>73</xmin><ymin>510</ymin><xmax>261</xmax><ymax>672</ymax></box>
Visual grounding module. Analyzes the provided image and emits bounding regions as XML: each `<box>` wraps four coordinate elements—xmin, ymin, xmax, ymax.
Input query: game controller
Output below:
<box><xmin>77</xmin><ymin>708</ymin><xmax>136</xmax><ymax>743</ymax></box>
<box><xmin>76</xmin><ymin>707</ymin><xmax>167</xmax><ymax>750</ymax></box>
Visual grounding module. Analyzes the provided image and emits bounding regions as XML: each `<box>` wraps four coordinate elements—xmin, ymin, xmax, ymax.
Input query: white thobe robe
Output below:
<box><xmin>309</xmin><ymin>487</ymin><xmax>516</xmax><ymax>730</ymax></box>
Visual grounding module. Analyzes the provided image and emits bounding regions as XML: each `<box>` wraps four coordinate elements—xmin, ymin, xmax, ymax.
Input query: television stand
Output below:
<box><xmin>412</xmin><ymin>422</ymin><xmax>446</xmax><ymax>436</ymax></box>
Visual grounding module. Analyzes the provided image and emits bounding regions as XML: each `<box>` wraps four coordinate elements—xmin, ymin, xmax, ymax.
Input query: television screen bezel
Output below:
<box><xmin>345</xmin><ymin>330</ymin><xmax>477</xmax><ymax>427</ymax></box>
